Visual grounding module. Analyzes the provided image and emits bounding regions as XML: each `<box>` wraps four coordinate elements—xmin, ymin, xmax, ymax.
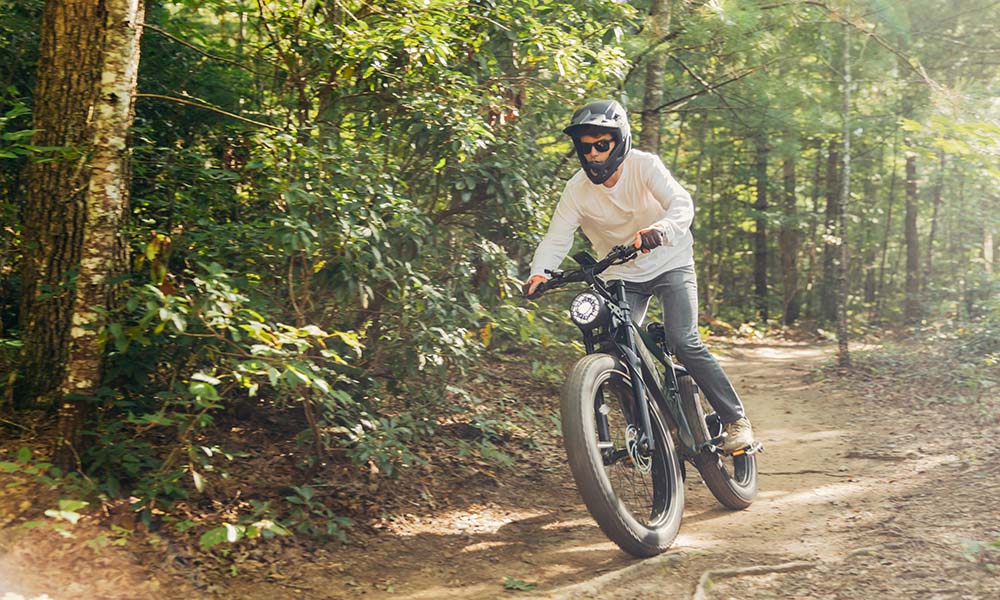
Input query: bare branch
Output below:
<box><xmin>135</xmin><ymin>93</ymin><xmax>281</xmax><ymax>130</ymax></box>
<box><xmin>640</xmin><ymin>62</ymin><xmax>769</xmax><ymax>117</ymax></box>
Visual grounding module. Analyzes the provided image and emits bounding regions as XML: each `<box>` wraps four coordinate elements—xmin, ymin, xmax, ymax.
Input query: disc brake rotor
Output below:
<box><xmin>625</xmin><ymin>425</ymin><xmax>652</xmax><ymax>474</ymax></box>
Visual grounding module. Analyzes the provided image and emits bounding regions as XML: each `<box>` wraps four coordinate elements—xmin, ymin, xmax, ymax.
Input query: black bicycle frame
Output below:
<box><xmin>536</xmin><ymin>245</ymin><xmax>709</xmax><ymax>459</ymax></box>
<box><xmin>576</xmin><ymin>275</ymin><xmax>703</xmax><ymax>458</ymax></box>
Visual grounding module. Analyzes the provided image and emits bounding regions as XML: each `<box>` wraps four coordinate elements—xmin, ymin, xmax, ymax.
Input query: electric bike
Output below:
<box><xmin>529</xmin><ymin>245</ymin><xmax>760</xmax><ymax>557</ymax></box>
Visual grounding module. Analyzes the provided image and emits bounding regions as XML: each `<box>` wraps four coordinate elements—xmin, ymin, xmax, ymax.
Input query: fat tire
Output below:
<box><xmin>693</xmin><ymin>450</ymin><xmax>758</xmax><ymax>510</ymax></box>
<box><xmin>561</xmin><ymin>353</ymin><xmax>684</xmax><ymax>557</ymax></box>
<box><xmin>677</xmin><ymin>375</ymin><xmax>710</xmax><ymax>446</ymax></box>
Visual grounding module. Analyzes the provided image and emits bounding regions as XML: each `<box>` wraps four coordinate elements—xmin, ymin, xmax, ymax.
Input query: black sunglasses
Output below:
<box><xmin>575</xmin><ymin>138</ymin><xmax>614</xmax><ymax>154</ymax></box>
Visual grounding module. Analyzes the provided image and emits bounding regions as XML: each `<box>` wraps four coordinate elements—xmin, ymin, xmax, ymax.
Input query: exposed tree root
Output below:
<box><xmin>692</xmin><ymin>561</ymin><xmax>817</xmax><ymax>600</ymax></box>
<box><xmin>761</xmin><ymin>469</ymin><xmax>852</xmax><ymax>477</ymax></box>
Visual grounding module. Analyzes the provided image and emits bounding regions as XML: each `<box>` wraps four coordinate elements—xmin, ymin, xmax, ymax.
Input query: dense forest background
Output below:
<box><xmin>0</xmin><ymin>0</ymin><xmax>997</xmax><ymax>547</ymax></box>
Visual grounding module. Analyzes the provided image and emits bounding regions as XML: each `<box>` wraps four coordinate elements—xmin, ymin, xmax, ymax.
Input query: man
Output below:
<box><xmin>523</xmin><ymin>99</ymin><xmax>754</xmax><ymax>453</ymax></box>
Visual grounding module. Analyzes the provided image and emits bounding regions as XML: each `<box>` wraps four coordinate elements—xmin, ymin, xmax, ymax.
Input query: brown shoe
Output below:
<box><xmin>720</xmin><ymin>418</ymin><xmax>754</xmax><ymax>453</ymax></box>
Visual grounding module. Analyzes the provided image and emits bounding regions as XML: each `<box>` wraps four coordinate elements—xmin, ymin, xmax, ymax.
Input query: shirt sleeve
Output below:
<box><xmin>529</xmin><ymin>188</ymin><xmax>580</xmax><ymax>278</ymax></box>
<box><xmin>645</xmin><ymin>156</ymin><xmax>694</xmax><ymax>246</ymax></box>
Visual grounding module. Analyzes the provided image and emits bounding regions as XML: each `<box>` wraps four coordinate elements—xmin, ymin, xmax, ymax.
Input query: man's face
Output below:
<box><xmin>576</xmin><ymin>133</ymin><xmax>615</xmax><ymax>162</ymax></box>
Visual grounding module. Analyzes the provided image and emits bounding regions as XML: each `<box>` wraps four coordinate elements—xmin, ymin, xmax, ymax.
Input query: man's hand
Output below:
<box><xmin>633</xmin><ymin>226</ymin><xmax>666</xmax><ymax>254</ymax></box>
<box><xmin>522</xmin><ymin>274</ymin><xmax>549</xmax><ymax>298</ymax></box>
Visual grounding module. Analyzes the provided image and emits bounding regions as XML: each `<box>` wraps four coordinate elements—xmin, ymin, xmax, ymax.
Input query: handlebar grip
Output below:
<box><xmin>524</xmin><ymin>280</ymin><xmax>548</xmax><ymax>300</ymax></box>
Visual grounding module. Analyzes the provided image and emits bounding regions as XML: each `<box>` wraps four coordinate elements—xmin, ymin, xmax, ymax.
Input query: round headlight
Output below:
<box><xmin>570</xmin><ymin>292</ymin><xmax>608</xmax><ymax>329</ymax></box>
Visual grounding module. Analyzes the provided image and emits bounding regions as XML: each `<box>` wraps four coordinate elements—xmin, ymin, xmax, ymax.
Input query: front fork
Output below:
<box><xmin>592</xmin><ymin>281</ymin><xmax>656</xmax><ymax>456</ymax></box>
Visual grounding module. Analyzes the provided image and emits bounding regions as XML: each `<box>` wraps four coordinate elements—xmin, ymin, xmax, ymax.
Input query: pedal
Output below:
<box><xmin>730</xmin><ymin>442</ymin><xmax>764</xmax><ymax>457</ymax></box>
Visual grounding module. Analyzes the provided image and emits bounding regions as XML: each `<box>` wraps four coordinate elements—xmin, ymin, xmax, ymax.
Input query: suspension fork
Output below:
<box><xmin>611</xmin><ymin>280</ymin><xmax>656</xmax><ymax>453</ymax></box>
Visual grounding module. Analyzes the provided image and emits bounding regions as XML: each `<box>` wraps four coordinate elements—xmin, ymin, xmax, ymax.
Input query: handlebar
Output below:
<box><xmin>526</xmin><ymin>244</ymin><xmax>639</xmax><ymax>299</ymax></box>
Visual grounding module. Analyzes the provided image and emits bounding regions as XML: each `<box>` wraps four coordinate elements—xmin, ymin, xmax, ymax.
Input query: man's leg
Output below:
<box><xmin>650</xmin><ymin>266</ymin><xmax>745</xmax><ymax>424</ymax></box>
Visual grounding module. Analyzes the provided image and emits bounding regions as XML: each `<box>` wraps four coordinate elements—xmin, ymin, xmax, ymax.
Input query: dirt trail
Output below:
<box><xmin>293</xmin><ymin>340</ymin><xmax>996</xmax><ymax>600</ymax></box>
<box><xmin>2</xmin><ymin>341</ymin><xmax>996</xmax><ymax>599</ymax></box>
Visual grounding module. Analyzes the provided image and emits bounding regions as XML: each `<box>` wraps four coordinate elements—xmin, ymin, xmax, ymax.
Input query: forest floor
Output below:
<box><xmin>1</xmin><ymin>334</ymin><xmax>998</xmax><ymax>599</ymax></box>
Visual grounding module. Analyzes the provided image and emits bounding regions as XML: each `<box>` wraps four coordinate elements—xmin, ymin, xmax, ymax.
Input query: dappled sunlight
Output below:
<box><xmin>390</xmin><ymin>507</ymin><xmax>548</xmax><ymax>537</ymax></box>
<box><xmin>459</xmin><ymin>540</ymin><xmax>512</xmax><ymax>554</ymax></box>
<box><xmin>540</xmin><ymin>517</ymin><xmax>594</xmax><ymax>531</ymax></box>
<box><xmin>550</xmin><ymin>540</ymin><xmax>622</xmax><ymax>555</ymax></box>
<box><xmin>765</xmin><ymin>427</ymin><xmax>847</xmax><ymax>444</ymax></box>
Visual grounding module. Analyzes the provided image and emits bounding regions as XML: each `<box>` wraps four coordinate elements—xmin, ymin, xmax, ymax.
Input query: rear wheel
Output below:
<box><xmin>561</xmin><ymin>353</ymin><xmax>684</xmax><ymax>557</ymax></box>
<box><xmin>693</xmin><ymin>448</ymin><xmax>758</xmax><ymax>510</ymax></box>
<box><xmin>677</xmin><ymin>374</ymin><xmax>758</xmax><ymax>509</ymax></box>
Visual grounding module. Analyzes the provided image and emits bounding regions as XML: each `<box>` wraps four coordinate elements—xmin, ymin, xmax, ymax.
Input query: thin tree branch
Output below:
<box><xmin>140</xmin><ymin>23</ymin><xmax>268</xmax><ymax>76</ymax></box>
<box><xmin>640</xmin><ymin>62</ymin><xmax>769</xmax><ymax>117</ymax></box>
<box><xmin>761</xmin><ymin>0</ymin><xmax>942</xmax><ymax>90</ymax></box>
<box><xmin>135</xmin><ymin>93</ymin><xmax>281</xmax><ymax>130</ymax></box>
<box><xmin>620</xmin><ymin>29</ymin><xmax>683</xmax><ymax>89</ymax></box>
<box><xmin>670</xmin><ymin>56</ymin><xmax>752</xmax><ymax>124</ymax></box>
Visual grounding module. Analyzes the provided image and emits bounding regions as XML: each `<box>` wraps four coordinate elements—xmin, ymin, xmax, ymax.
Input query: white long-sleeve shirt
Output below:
<box><xmin>529</xmin><ymin>149</ymin><xmax>695</xmax><ymax>283</ymax></box>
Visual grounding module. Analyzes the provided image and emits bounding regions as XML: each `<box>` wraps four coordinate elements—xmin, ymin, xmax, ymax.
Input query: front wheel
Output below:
<box><xmin>561</xmin><ymin>353</ymin><xmax>684</xmax><ymax>557</ymax></box>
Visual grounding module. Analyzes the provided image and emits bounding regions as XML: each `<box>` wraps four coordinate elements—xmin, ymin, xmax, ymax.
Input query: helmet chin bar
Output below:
<box><xmin>584</xmin><ymin>161</ymin><xmax>616</xmax><ymax>184</ymax></box>
<box><xmin>577</xmin><ymin>131</ymin><xmax>628</xmax><ymax>185</ymax></box>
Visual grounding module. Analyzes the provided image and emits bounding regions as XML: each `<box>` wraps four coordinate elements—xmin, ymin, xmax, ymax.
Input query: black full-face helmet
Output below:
<box><xmin>563</xmin><ymin>100</ymin><xmax>632</xmax><ymax>185</ymax></box>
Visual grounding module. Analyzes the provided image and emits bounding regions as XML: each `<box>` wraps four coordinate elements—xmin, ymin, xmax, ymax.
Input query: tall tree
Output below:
<box><xmin>18</xmin><ymin>0</ymin><xmax>106</xmax><ymax>408</ymax></box>
<box><xmin>638</xmin><ymin>0</ymin><xmax>673</xmax><ymax>154</ymax></box>
<box><xmin>903</xmin><ymin>151</ymin><xmax>920</xmax><ymax>324</ymax></box>
<box><xmin>819</xmin><ymin>138</ymin><xmax>840</xmax><ymax>323</ymax></box>
<box><xmin>779</xmin><ymin>154</ymin><xmax>800</xmax><ymax>325</ymax></box>
<box><xmin>18</xmin><ymin>0</ymin><xmax>144</xmax><ymax>465</ymax></box>
<box><xmin>753</xmin><ymin>134</ymin><xmax>769</xmax><ymax>322</ymax></box>
<box><xmin>924</xmin><ymin>150</ymin><xmax>945</xmax><ymax>285</ymax></box>
<box><xmin>836</xmin><ymin>18</ymin><xmax>851</xmax><ymax>367</ymax></box>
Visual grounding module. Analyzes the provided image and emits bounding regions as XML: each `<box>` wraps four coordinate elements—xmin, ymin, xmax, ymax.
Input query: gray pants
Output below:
<box><xmin>623</xmin><ymin>265</ymin><xmax>745</xmax><ymax>424</ymax></box>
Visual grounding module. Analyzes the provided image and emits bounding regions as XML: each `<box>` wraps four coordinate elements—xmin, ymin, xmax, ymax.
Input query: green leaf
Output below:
<box><xmin>16</xmin><ymin>447</ymin><xmax>31</xmax><ymax>464</ymax></box>
<box><xmin>189</xmin><ymin>381</ymin><xmax>220</xmax><ymax>401</ymax></box>
<box><xmin>503</xmin><ymin>577</ymin><xmax>537</xmax><ymax>591</ymax></box>
<box><xmin>199</xmin><ymin>526</ymin><xmax>230</xmax><ymax>550</ymax></box>
<box><xmin>312</xmin><ymin>377</ymin><xmax>331</xmax><ymax>395</ymax></box>
<box><xmin>58</xmin><ymin>499</ymin><xmax>89</xmax><ymax>512</ymax></box>
<box><xmin>283</xmin><ymin>365</ymin><xmax>310</xmax><ymax>386</ymax></box>
<box><xmin>224</xmin><ymin>522</ymin><xmax>241</xmax><ymax>543</ymax></box>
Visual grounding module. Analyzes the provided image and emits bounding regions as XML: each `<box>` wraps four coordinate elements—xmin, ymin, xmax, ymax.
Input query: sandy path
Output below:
<box><xmin>322</xmin><ymin>340</ymin><xmax>995</xmax><ymax>600</ymax></box>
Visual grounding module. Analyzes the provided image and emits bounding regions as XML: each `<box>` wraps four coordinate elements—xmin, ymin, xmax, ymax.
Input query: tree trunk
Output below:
<box><xmin>861</xmin><ymin>145</ymin><xmax>879</xmax><ymax>307</ymax></box>
<box><xmin>803</xmin><ymin>139</ymin><xmax>823</xmax><ymax>319</ymax></box>
<box><xmin>924</xmin><ymin>150</ymin><xmax>945</xmax><ymax>288</ymax></box>
<box><xmin>638</xmin><ymin>0</ymin><xmax>673</xmax><ymax>154</ymax></box>
<box><xmin>779</xmin><ymin>155</ymin><xmax>800</xmax><ymax>325</ymax></box>
<box><xmin>57</xmin><ymin>0</ymin><xmax>144</xmax><ymax>467</ymax></box>
<box><xmin>18</xmin><ymin>0</ymin><xmax>107</xmax><ymax>408</ymax></box>
<box><xmin>704</xmin><ymin>132</ymin><xmax>719</xmax><ymax>319</ymax></box>
<box><xmin>873</xmin><ymin>128</ymin><xmax>899</xmax><ymax>322</ymax></box>
<box><xmin>820</xmin><ymin>138</ymin><xmax>840</xmax><ymax>323</ymax></box>
<box><xmin>753</xmin><ymin>135</ymin><xmax>769</xmax><ymax>322</ymax></box>
<box><xmin>903</xmin><ymin>153</ymin><xmax>920</xmax><ymax>324</ymax></box>
<box><xmin>19</xmin><ymin>0</ymin><xmax>143</xmax><ymax>467</ymax></box>
<box><xmin>836</xmin><ymin>21</ymin><xmax>851</xmax><ymax>367</ymax></box>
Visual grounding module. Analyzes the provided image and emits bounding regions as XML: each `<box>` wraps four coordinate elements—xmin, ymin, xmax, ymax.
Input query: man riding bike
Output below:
<box><xmin>523</xmin><ymin>99</ymin><xmax>754</xmax><ymax>454</ymax></box>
